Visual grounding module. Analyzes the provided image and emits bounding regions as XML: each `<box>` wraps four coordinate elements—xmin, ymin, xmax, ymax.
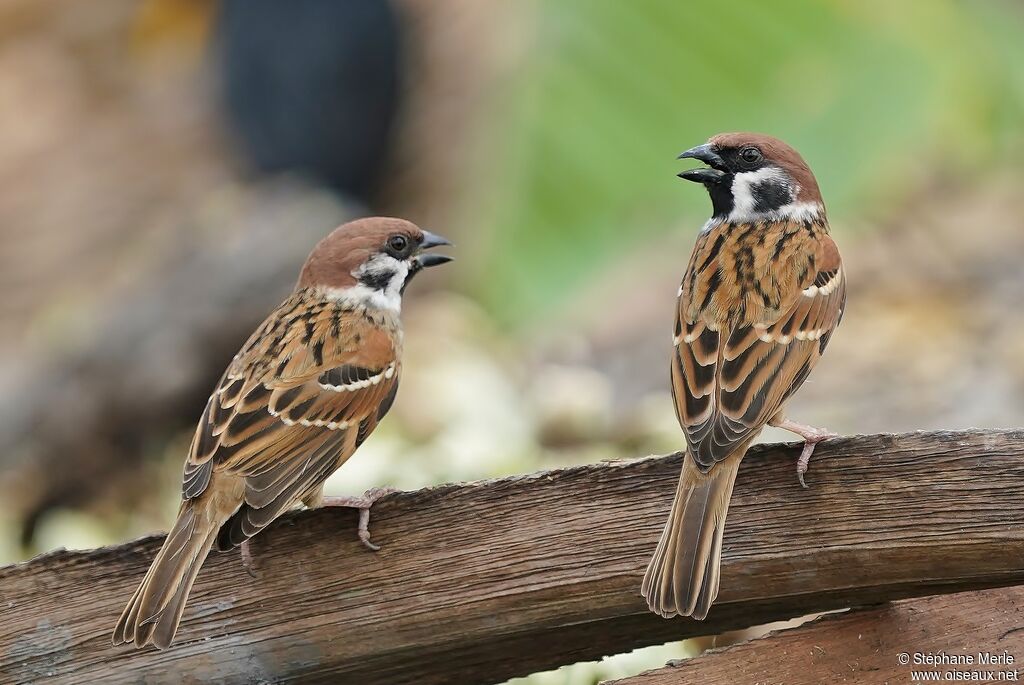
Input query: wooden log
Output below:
<box><xmin>1</xmin><ymin>429</ymin><xmax>1023</xmax><ymax>684</ymax></box>
<box><xmin>606</xmin><ymin>585</ymin><xmax>1024</xmax><ymax>684</ymax></box>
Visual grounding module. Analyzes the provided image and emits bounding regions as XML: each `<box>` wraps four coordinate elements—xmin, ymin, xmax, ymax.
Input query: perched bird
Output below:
<box><xmin>642</xmin><ymin>134</ymin><xmax>846</xmax><ymax>620</ymax></box>
<box><xmin>113</xmin><ymin>217</ymin><xmax>451</xmax><ymax>649</ymax></box>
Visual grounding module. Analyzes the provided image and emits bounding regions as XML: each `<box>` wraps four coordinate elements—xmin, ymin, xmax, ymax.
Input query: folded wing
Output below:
<box><xmin>181</xmin><ymin>293</ymin><xmax>400</xmax><ymax>548</ymax></box>
<box><xmin>672</xmin><ymin>231</ymin><xmax>845</xmax><ymax>470</ymax></box>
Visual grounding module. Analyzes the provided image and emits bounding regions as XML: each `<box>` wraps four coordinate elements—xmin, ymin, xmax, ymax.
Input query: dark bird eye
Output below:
<box><xmin>387</xmin><ymin>234</ymin><xmax>409</xmax><ymax>253</ymax></box>
<box><xmin>739</xmin><ymin>146</ymin><xmax>763</xmax><ymax>164</ymax></box>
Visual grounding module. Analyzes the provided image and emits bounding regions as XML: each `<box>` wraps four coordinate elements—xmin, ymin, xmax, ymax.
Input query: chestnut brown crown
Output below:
<box><xmin>677</xmin><ymin>133</ymin><xmax>824</xmax><ymax>221</ymax></box>
<box><xmin>296</xmin><ymin>217</ymin><xmax>452</xmax><ymax>295</ymax></box>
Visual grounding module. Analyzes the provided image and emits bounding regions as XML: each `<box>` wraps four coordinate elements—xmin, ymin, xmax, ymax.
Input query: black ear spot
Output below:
<box><xmin>751</xmin><ymin>179</ymin><xmax>792</xmax><ymax>213</ymax></box>
<box><xmin>359</xmin><ymin>268</ymin><xmax>395</xmax><ymax>291</ymax></box>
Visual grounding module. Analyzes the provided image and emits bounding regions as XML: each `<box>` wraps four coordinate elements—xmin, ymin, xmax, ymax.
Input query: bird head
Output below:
<box><xmin>677</xmin><ymin>133</ymin><xmax>824</xmax><ymax>224</ymax></box>
<box><xmin>297</xmin><ymin>217</ymin><xmax>452</xmax><ymax>312</ymax></box>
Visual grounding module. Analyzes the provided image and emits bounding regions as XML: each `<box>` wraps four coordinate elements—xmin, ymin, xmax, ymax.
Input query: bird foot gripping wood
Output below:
<box><xmin>240</xmin><ymin>539</ymin><xmax>258</xmax><ymax>578</ymax></box>
<box><xmin>769</xmin><ymin>418</ymin><xmax>838</xmax><ymax>489</ymax></box>
<box><xmin>237</xmin><ymin>486</ymin><xmax>399</xmax><ymax>576</ymax></box>
<box><xmin>322</xmin><ymin>487</ymin><xmax>399</xmax><ymax>552</ymax></box>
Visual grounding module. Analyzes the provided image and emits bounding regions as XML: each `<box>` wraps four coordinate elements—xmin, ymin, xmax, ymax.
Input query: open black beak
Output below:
<box><xmin>414</xmin><ymin>230</ymin><xmax>453</xmax><ymax>269</ymax></box>
<box><xmin>677</xmin><ymin>143</ymin><xmax>728</xmax><ymax>184</ymax></box>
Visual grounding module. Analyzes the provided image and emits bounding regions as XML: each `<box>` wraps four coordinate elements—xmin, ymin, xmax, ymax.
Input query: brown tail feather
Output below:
<box><xmin>641</xmin><ymin>452</ymin><xmax>743</xmax><ymax>619</ymax></box>
<box><xmin>113</xmin><ymin>501</ymin><xmax>221</xmax><ymax>649</ymax></box>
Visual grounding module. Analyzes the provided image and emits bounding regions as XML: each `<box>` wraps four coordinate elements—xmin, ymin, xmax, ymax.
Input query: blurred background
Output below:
<box><xmin>2</xmin><ymin>0</ymin><xmax>1023</xmax><ymax>681</ymax></box>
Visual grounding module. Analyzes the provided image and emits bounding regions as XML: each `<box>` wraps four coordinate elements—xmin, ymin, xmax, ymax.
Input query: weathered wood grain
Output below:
<box><xmin>1</xmin><ymin>429</ymin><xmax>1023</xmax><ymax>684</ymax></box>
<box><xmin>606</xmin><ymin>585</ymin><xmax>1024</xmax><ymax>684</ymax></box>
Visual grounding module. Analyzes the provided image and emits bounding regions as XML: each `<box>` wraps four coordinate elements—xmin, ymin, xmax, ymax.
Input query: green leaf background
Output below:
<box><xmin>455</xmin><ymin>0</ymin><xmax>1024</xmax><ymax>328</ymax></box>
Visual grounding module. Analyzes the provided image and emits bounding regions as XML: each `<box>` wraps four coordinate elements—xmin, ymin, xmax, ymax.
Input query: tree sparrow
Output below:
<box><xmin>642</xmin><ymin>133</ymin><xmax>846</xmax><ymax>620</ymax></box>
<box><xmin>113</xmin><ymin>217</ymin><xmax>451</xmax><ymax>648</ymax></box>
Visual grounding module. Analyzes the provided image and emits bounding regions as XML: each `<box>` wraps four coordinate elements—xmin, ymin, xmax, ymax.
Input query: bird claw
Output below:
<box><xmin>322</xmin><ymin>487</ymin><xmax>399</xmax><ymax>551</ymax></box>
<box><xmin>771</xmin><ymin>418</ymin><xmax>838</xmax><ymax>488</ymax></box>
<box><xmin>240</xmin><ymin>539</ymin><xmax>258</xmax><ymax>578</ymax></box>
<box><xmin>236</xmin><ymin>486</ymin><xmax>396</xmax><ymax>574</ymax></box>
<box><xmin>796</xmin><ymin>441</ymin><xmax>816</xmax><ymax>489</ymax></box>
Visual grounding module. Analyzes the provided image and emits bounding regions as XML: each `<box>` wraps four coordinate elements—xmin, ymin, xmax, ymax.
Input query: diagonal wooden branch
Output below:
<box><xmin>2</xmin><ymin>429</ymin><xmax>1023</xmax><ymax>685</ymax></box>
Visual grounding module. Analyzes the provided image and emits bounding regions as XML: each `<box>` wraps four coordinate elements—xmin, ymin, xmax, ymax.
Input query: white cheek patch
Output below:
<box><xmin>731</xmin><ymin>167</ymin><xmax>790</xmax><ymax>218</ymax></box>
<box><xmin>324</xmin><ymin>255</ymin><xmax>409</xmax><ymax>313</ymax></box>
<box><xmin>727</xmin><ymin>167</ymin><xmax>822</xmax><ymax>224</ymax></box>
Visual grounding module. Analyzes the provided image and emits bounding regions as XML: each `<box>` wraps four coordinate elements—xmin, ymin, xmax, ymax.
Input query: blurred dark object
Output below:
<box><xmin>0</xmin><ymin>181</ymin><xmax>353</xmax><ymax>548</ymax></box>
<box><xmin>215</xmin><ymin>0</ymin><xmax>401</xmax><ymax>201</ymax></box>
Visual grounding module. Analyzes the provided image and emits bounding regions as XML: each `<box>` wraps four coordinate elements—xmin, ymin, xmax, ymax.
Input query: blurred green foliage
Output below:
<box><xmin>464</xmin><ymin>0</ymin><xmax>1024</xmax><ymax>327</ymax></box>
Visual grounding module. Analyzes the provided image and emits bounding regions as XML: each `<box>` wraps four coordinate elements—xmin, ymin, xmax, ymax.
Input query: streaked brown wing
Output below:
<box><xmin>181</xmin><ymin>293</ymin><xmax>400</xmax><ymax>545</ymax></box>
<box><xmin>672</xmin><ymin>232</ymin><xmax>845</xmax><ymax>470</ymax></box>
